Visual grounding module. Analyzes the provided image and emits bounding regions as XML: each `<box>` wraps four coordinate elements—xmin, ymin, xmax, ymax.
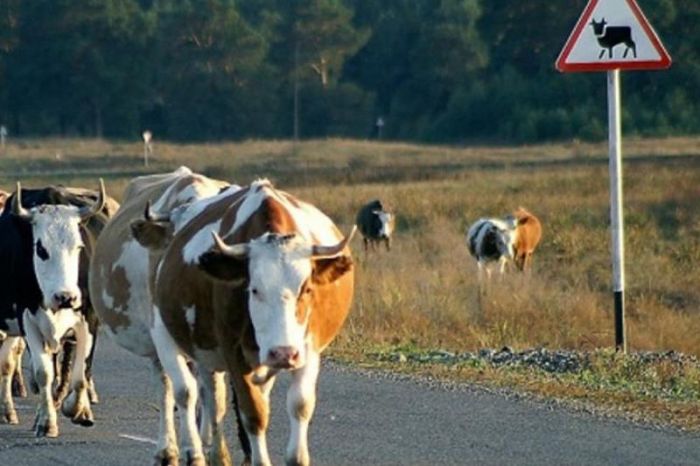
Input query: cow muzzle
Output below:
<box><xmin>51</xmin><ymin>291</ymin><xmax>81</xmax><ymax>311</ymax></box>
<box><xmin>265</xmin><ymin>346</ymin><xmax>303</xmax><ymax>370</ymax></box>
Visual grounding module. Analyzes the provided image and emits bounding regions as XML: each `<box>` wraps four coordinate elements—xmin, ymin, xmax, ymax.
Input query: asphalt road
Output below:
<box><xmin>1</xmin><ymin>336</ymin><xmax>698</xmax><ymax>466</ymax></box>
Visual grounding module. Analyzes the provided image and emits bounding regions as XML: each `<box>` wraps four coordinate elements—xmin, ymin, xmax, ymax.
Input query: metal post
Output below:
<box><xmin>607</xmin><ymin>70</ymin><xmax>627</xmax><ymax>354</ymax></box>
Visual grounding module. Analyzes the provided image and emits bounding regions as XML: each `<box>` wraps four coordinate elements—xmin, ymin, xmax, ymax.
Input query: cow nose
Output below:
<box><xmin>53</xmin><ymin>291</ymin><xmax>78</xmax><ymax>309</ymax></box>
<box><xmin>267</xmin><ymin>346</ymin><xmax>300</xmax><ymax>369</ymax></box>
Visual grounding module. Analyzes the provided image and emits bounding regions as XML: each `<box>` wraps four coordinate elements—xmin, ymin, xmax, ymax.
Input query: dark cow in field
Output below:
<box><xmin>0</xmin><ymin>182</ymin><xmax>117</xmax><ymax>436</ymax></box>
<box><xmin>89</xmin><ymin>166</ymin><xmax>230</xmax><ymax>464</ymax></box>
<box><xmin>132</xmin><ymin>178</ymin><xmax>355</xmax><ymax>465</ymax></box>
<box><xmin>466</xmin><ymin>207</ymin><xmax>542</xmax><ymax>285</ymax></box>
<box><xmin>356</xmin><ymin>199</ymin><xmax>395</xmax><ymax>252</ymax></box>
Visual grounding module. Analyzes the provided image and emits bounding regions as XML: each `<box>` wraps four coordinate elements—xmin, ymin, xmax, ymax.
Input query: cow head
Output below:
<box><xmin>198</xmin><ymin>226</ymin><xmax>355</xmax><ymax>374</ymax></box>
<box><xmin>12</xmin><ymin>180</ymin><xmax>105</xmax><ymax>311</ymax></box>
<box><xmin>373</xmin><ymin>209</ymin><xmax>395</xmax><ymax>239</ymax></box>
<box><xmin>589</xmin><ymin>18</ymin><xmax>607</xmax><ymax>36</ymax></box>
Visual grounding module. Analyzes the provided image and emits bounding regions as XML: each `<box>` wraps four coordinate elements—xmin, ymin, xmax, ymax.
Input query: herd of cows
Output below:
<box><xmin>0</xmin><ymin>167</ymin><xmax>541</xmax><ymax>465</ymax></box>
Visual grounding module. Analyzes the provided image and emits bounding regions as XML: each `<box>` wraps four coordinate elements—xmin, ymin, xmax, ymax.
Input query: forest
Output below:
<box><xmin>0</xmin><ymin>0</ymin><xmax>698</xmax><ymax>143</ymax></box>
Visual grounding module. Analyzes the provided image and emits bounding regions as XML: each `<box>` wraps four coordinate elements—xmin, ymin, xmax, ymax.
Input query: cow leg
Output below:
<box><xmin>54</xmin><ymin>338</ymin><xmax>75</xmax><ymax>407</ymax></box>
<box><xmin>229</xmin><ymin>352</ymin><xmax>274</xmax><ymax>466</ymax></box>
<box><xmin>11</xmin><ymin>338</ymin><xmax>27</xmax><ymax>398</ymax></box>
<box><xmin>24</xmin><ymin>320</ymin><xmax>59</xmax><ymax>437</ymax></box>
<box><xmin>199</xmin><ymin>370</ymin><xmax>232</xmax><ymax>466</ymax></box>
<box><xmin>60</xmin><ymin>319</ymin><xmax>94</xmax><ymax>427</ymax></box>
<box><xmin>152</xmin><ymin>310</ymin><xmax>205</xmax><ymax>466</ymax></box>
<box><xmin>86</xmin><ymin>313</ymin><xmax>100</xmax><ymax>404</ymax></box>
<box><xmin>285</xmin><ymin>350</ymin><xmax>320</xmax><ymax>466</ymax></box>
<box><xmin>498</xmin><ymin>257</ymin><xmax>509</xmax><ymax>279</ymax></box>
<box><xmin>151</xmin><ymin>359</ymin><xmax>179</xmax><ymax>466</ymax></box>
<box><xmin>384</xmin><ymin>237</ymin><xmax>391</xmax><ymax>251</ymax></box>
<box><xmin>0</xmin><ymin>337</ymin><xmax>20</xmax><ymax>424</ymax></box>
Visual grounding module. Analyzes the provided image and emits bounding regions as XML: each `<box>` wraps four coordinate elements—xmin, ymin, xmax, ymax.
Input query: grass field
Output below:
<box><xmin>1</xmin><ymin>137</ymin><xmax>698</xmax><ymax>428</ymax></box>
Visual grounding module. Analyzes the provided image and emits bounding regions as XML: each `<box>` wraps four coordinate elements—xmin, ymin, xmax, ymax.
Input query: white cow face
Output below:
<box><xmin>28</xmin><ymin>205</ymin><xmax>85</xmax><ymax>311</ymax></box>
<box><xmin>245</xmin><ymin>234</ymin><xmax>313</xmax><ymax>370</ymax></box>
<box><xmin>373</xmin><ymin>210</ymin><xmax>395</xmax><ymax>239</ymax></box>
<box><xmin>11</xmin><ymin>181</ymin><xmax>105</xmax><ymax>312</ymax></box>
<box><xmin>199</xmin><ymin>229</ymin><xmax>355</xmax><ymax>374</ymax></box>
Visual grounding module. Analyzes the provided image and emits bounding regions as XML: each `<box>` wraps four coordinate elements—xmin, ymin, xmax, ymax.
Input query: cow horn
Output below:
<box><xmin>311</xmin><ymin>225</ymin><xmax>357</xmax><ymax>258</ymax></box>
<box><xmin>11</xmin><ymin>182</ymin><xmax>32</xmax><ymax>221</ymax></box>
<box><xmin>211</xmin><ymin>231</ymin><xmax>249</xmax><ymax>258</ymax></box>
<box><xmin>79</xmin><ymin>178</ymin><xmax>106</xmax><ymax>221</ymax></box>
<box><xmin>144</xmin><ymin>200</ymin><xmax>170</xmax><ymax>222</ymax></box>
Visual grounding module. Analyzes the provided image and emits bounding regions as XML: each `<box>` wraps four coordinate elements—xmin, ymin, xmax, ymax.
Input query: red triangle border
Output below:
<box><xmin>556</xmin><ymin>0</ymin><xmax>672</xmax><ymax>72</ymax></box>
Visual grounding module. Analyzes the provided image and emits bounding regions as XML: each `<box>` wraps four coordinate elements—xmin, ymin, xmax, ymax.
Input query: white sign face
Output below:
<box><xmin>557</xmin><ymin>0</ymin><xmax>671</xmax><ymax>72</ymax></box>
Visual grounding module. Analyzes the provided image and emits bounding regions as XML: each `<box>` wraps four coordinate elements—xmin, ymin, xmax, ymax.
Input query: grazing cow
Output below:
<box><xmin>0</xmin><ymin>181</ymin><xmax>116</xmax><ymax>437</ymax></box>
<box><xmin>132</xmin><ymin>178</ymin><xmax>355</xmax><ymax>466</ymax></box>
<box><xmin>467</xmin><ymin>216</ymin><xmax>517</xmax><ymax>284</ymax></box>
<box><xmin>89</xmin><ymin>167</ymin><xmax>231</xmax><ymax>465</ymax></box>
<box><xmin>356</xmin><ymin>199</ymin><xmax>395</xmax><ymax>252</ymax></box>
<box><xmin>511</xmin><ymin>207</ymin><xmax>542</xmax><ymax>272</ymax></box>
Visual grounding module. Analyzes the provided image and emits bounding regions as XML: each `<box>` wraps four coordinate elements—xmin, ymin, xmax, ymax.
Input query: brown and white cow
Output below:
<box><xmin>511</xmin><ymin>207</ymin><xmax>542</xmax><ymax>272</ymax></box>
<box><xmin>134</xmin><ymin>179</ymin><xmax>355</xmax><ymax>466</ymax></box>
<box><xmin>89</xmin><ymin>166</ymin><xmax>230</xmax><ymax>464</ymax></box>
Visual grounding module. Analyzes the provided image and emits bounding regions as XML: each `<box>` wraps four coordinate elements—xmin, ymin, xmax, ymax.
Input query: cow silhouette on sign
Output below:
<box><xmin>590</xmin><ymin>18</ymin><xmax>637</xmax><ymax>59</ymax></box>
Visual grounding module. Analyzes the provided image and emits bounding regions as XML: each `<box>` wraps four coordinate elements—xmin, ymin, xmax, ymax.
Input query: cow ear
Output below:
<box><xmin>130</xmin><ymin>219</ymin><xmax>172</xmax><ymax>251</ymax></box>
<box><xmin>312</xmin><ymin>255</ymin><xmax>353</xmax><ymax>285</ymax></box>
<box><xmin>198</xmin><ymin>250</ymin><xmax>248</xmax><ymax>283</ymax></box>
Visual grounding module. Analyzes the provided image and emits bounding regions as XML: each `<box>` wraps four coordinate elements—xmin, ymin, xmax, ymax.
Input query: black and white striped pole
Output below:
<box><xmin>607</xmin><ymin>69</ymin><xmax>626</xmax><ymax>354</ymax></box>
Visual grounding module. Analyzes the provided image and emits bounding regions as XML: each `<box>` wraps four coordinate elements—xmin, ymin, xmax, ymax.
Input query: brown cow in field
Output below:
<box><xmin>512</xmin><ymin>207</ymin><xmax>542</xmax><ymax>272</ymax></box>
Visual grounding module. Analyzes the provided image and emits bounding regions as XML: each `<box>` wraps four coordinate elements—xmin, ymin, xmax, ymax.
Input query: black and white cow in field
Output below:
<box><xmin>356</xmin><ymin>199</ymin><xmax>395</xmax><ymax>252</ymax></box>
<box><xmin>466</xmin><ymin>216</ymin><xmax>518</xmax><ymax>286</ymax></box>
<box><xmin>0</xmin><ymin>181</ymin><xmax>117</xmax><ymax>437</ymax></box>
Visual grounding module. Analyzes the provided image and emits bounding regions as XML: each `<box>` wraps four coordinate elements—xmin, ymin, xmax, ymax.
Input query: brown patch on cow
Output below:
<box><xmin>100</xmin><ymin>265</ymin><xmax>132</xmax><ymax>331</ymax></box>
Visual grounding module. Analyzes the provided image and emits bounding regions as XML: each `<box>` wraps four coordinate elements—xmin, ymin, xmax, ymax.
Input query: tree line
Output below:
<box><xmin>0</xmin><ymin>0</ymin><xmax>697</xmax><ymax>143</ymax></box>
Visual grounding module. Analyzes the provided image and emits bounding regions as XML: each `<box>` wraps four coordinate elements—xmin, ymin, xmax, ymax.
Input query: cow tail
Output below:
<box><xmin>231</xmin><ymin>384</ymin><xmax>252</xmax><ymax>463</ymax></box>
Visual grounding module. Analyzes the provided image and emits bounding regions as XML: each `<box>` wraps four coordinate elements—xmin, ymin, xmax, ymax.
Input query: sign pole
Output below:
<box><xmin>607</xmin><ymin>69</ymin><xmax>627</xmax><ymax>354</ymax></box>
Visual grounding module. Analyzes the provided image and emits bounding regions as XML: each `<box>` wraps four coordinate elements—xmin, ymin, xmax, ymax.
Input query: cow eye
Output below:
<box><xmin>36</xmin><ymin>240</ymin><xmax>50</xmax><ymax>261</ymax></box>
<box><xmin>250</xmin><ymin>288</ymin><xmax>259</xmax><ymax>296</ymax></box>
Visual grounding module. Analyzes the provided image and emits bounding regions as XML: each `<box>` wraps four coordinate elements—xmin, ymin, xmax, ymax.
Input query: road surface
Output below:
<box><xmin>1</xmin><ymin>336</ymin><xmax>698</xmax><ymax>465</ymax></box>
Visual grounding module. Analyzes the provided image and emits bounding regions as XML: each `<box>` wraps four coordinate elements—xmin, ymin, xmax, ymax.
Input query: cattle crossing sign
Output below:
<box><xmin>556</xmin><ymin>0</ymin><xmax>671</xmax><ymax>354</ymax></box>
<box><xmin>556</xmin><ymin>0</ymin><xmax>671</xmax><ymax>72</ymax></box>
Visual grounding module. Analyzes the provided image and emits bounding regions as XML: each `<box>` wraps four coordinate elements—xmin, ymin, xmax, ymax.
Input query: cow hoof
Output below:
<box><xmin>154</xmin><ymin>449</ymin><xmax>179</xmax><ymax>466</ymax></box>
<box><xmin>69</xmin><ymin>408</ymin><xmax>94</xmax><ymax>427</ymax></box>
<box><xmin>2</xmin><ymin>409</ymin><xmax>18</xmax><ymax>425</ymax></box>
<box><xmin>185</xmin><ymin>451</ymin><xmax>206</xmax><ymax>466</ymax></box>
<box><xmin>34</xmin><ymin>416</ymin><xmax>59</xmax><ymax>438</ymax></box>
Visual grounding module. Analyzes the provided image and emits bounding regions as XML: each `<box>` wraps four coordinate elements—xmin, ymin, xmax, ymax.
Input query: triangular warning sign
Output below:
<box><xmin>556</xmin><ymin>0</ymin><xmax>671</xmax><ymax>72</ymax></box>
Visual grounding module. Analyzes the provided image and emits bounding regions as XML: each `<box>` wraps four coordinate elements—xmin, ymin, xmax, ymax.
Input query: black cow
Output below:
<box><xmin>0</xmin><ymin>182</ymin><xmax>117</xmax><ymax>436</ymax></box>
<box><xmin>356</xmin><ymin>199</ymin><xmax>396</xmax><ymax>252</ymax></box>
